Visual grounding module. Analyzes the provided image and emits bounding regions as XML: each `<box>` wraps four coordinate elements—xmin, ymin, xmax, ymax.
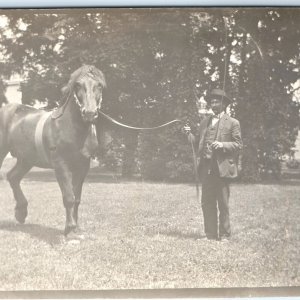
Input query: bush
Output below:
<box><xmin>166</xmin><ymin>160</ymin><xmax>194</xmax><ymax>182</ymax></box>
<box><xmin>140</xmin><ymin>158</ymin><xmax>167</xmax><ymax>181</ymax></box>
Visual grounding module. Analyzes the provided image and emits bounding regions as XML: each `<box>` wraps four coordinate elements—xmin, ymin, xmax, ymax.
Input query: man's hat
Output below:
<box><xmin>206</xmin><ymin>88</ymin><xmax>232</xmax><ymax>104</ymax></box>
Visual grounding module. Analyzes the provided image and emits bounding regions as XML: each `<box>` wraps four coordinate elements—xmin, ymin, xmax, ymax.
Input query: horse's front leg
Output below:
<box><xmin>53</xmin><ymin>159</ymin><xmax>77</xmax><ymax>236</ymax></box>
<box><xmin>72</xmin><ymin>158</ymin><xmax>90</xmax><ymax>227</ymax></box>
<box><xmin>7</xmin><ymin>159</ymin><xmax>32</xmax><ymax>224</ymax></box>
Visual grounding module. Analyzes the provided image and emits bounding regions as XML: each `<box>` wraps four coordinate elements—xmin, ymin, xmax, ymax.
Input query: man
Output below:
<box><xmin>184</xmin><ymin>89</ymin><xmax>242</xmax><ymax>241</ymax></box>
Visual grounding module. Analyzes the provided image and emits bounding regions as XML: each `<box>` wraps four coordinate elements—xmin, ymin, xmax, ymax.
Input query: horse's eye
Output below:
<box><xmin>94</xmin><ymin>83</ymin><xmax>102</xmax><ymax>91</ymax></box>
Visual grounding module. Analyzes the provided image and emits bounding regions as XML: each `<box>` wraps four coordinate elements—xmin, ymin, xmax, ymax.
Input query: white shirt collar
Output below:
<box><xmin>212</xmin><ymin>111</ymin><xmax>225</xmax><ymax>119</ymax></box>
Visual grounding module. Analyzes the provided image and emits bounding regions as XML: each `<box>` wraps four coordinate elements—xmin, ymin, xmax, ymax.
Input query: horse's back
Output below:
<box><xmin>0</xmin><ymin>103</ymin><xmax>40</xmax><ymax>125</ymax></box>
<box><xmin>0</xmin><ymin>103</ymin><xmax>20</xmax><ymax>129</ymax></box>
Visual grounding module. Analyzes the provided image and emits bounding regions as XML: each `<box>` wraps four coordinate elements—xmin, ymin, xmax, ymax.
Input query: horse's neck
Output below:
<box><xmin>61</xmin><ymin>98</ymin><xmax>98</xmax><ymax>157</ymax></box>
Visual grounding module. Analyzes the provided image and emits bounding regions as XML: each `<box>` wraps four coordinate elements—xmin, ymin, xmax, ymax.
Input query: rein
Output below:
<box><xmin>98</xmin><ymin>110</ymin><xmax>181</xmax><ymax>130</ymax></box>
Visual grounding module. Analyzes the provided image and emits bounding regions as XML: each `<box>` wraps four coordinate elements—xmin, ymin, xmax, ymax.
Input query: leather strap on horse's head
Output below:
<box><xmin>51</xmin><ymin>65</ymin><xmax>106</xmax><ymax>120</ymax></box>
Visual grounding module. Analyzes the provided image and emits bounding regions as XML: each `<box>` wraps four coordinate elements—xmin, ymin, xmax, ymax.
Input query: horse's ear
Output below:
<box><xmin>61</xmin><ymin>67</ymin><xmax>81</xmax><ymax>97</ymax></box>
<box><xmin>95</xmin><ymin>68</ymin><xmax>106</xmax><ymax>88</ymax></box>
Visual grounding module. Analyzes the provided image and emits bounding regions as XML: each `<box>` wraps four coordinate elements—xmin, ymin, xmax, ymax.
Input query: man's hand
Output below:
<box><xmin>183</xmin><ymin>125</ymin><xmax>191</xmax><ymax>135</ymax></box>
<box><xmin>211</xmin><ymin>141</ymin><xmax>223</xmax><ymax>150</ymax></box>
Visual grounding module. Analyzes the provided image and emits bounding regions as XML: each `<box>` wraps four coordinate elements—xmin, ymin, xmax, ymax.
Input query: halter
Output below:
<box><xmin>73</xmin><ymin>91</ymin><xmax>102</xmax><ymax>114</ymax></box>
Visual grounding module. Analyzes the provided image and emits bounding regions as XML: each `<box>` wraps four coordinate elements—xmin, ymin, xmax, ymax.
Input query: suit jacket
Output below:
<box><xmin>197</xmin><ymin>113</ymin><xmax>243</xmax><ymax>179</ymax></box>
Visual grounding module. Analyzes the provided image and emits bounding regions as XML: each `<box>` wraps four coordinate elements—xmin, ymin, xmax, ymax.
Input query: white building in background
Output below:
<box><xmin>3</xmin><ymin>73</ymin><xmax>23</xmax><ymax>103</ymax></box>
<box><xmin>292</xmin><ymin>134</ymin><xmax>300</xmax><ymax>160</ymax></box>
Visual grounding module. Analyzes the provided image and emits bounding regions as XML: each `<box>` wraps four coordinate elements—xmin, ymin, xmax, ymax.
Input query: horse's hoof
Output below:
<box><xmin>64</xmin><ymin>225</ymin><xmax>83</xmax><ymax>235</ymax></box>
<box><xmin>15</xmin><ymin>208</ymin><xmax>27</xmax><ymax>224</ymax></box>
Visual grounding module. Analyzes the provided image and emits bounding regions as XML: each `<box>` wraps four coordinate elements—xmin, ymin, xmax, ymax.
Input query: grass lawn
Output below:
<box><xmin>0</xmin><ymin>162</ymin><xmax>299</xmax><ymax>290</ymax></box>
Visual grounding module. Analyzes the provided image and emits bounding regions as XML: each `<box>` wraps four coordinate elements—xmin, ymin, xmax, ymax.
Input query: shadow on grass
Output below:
<box><xmin>22</xmin><ymin>170</ymin><xmax>126</xmax><ymax>184</ymax></box>
<box><xmin>0</xmin><ymin>220</ymin><xmax>64</xmax><ymax>246</ymax></box>
<box><xmin>22</xmin><ymin>170</ymin><xmax>193</xmax><ymax>185</ymax></box>
<box><xmin>151</xmin><ymin>228</ymin><xmax>206</xmax><ymax>241</ymax></box>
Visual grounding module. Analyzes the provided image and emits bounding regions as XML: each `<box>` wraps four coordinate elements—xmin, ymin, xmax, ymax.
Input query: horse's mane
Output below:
<box><xmin>61</xmin><ymin>65</ymin><xmax>106</xmax><ymax>100</ymax></box>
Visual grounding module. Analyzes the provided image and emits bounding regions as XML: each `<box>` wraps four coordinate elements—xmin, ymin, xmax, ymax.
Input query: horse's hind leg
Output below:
<box><xmin>7</xmin><ymin>159</ymin><xmax>32</xmax><ymax>224</ymax></box>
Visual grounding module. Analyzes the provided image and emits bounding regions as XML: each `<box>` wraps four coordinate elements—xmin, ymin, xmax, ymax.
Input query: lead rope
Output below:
<box><xmin>98</xmin><ymin>110</ymin><xmax>181</xmax><ymax>130</ymax></box>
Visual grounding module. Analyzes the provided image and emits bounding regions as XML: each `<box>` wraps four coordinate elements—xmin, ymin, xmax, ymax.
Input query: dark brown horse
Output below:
<box><xmin>0</xmin><ymin>65</ymin><xmax>106</xmax><ymax>237</ymax></box>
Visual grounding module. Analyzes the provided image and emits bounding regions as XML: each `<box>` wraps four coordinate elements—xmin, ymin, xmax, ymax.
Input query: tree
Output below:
<box><xmin>232</xmin><ymin>9</ymin><xmax>300</xmax><ymax>181</ymax></box>
<box><xmin>0</xmin><ymin>8</ymin><xmax>299</xmax><ymax>182</ymax></box>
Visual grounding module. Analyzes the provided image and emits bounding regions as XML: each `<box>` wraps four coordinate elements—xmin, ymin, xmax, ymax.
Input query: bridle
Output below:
<box><xmin>52</xmin><ymin>83</ymin><xmax>103</xmax><ymax>121</ymax></box>
<box><xmin>73</xmin><ymin>90</ymin><xmax>102</xmax><ymax>119</ymax></box>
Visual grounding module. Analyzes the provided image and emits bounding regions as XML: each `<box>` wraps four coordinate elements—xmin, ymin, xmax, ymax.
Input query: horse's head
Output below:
<box><xmin>63</xmin><ymin>65</ymin><xmax>106</xmax><ymax>123</ymax></box>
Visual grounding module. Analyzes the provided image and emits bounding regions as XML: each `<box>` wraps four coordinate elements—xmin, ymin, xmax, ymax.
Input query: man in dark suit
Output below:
<box><xmin>184</xmin><ymin>89</ymin><xmax>242</xmax><ymax>241</ymax></box>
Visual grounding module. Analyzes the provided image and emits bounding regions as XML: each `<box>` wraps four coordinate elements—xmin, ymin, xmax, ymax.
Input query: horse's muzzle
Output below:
<box><xmin>81</xmin><ymin>108</ymin><xmax>98</xmax><ymax>123</ymax></box>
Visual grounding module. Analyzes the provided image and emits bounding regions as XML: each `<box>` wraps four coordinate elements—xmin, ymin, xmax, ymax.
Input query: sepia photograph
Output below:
<box><xmin>0</xmin><ymin>7</ymin><xmax>299</xmax><ymax>295</ymax></box>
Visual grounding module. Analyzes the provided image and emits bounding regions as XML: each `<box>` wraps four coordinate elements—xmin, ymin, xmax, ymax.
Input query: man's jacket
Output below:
<box><xmin>196</xmin><ymin>113</ymin><xmax>243</xmax><ymax>179</ymax></box>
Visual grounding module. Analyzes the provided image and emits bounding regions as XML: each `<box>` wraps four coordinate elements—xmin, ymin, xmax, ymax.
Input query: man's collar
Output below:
<box><xmin>212</xmin><ymin>111</ymin><xmax>225</xmax><ymax>119</ymax></box>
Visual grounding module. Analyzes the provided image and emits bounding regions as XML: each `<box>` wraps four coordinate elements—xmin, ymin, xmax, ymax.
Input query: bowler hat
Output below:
<box><xmin>206</xmin><ymin>88</ymin><xmax>232</xmax><ymax>104</ymax></box>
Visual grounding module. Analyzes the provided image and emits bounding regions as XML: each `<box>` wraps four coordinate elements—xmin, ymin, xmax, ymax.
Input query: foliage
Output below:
<box><xmin>233</xmin><ymin>9</ymin><xmax>300</xmax><ymax>181</ymax></box>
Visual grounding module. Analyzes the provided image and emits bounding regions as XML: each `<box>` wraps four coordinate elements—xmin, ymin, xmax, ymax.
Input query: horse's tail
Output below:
<box><xmin>0</xmin><ymin>103</ymin><xmax>18</xmax><ymax>170</ymax></box>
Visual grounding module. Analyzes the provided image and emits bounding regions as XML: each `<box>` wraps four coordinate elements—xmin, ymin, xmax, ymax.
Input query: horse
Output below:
<box><xmin>0</xmin><ymin>65</ymin><xmax>106</xmax><ymax>238</ymax></box>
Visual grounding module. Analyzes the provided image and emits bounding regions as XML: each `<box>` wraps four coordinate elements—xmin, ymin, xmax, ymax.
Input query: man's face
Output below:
<box><xmin>209</xmin><ymin>97</ymin><xmax>225</xmax><ymax>115</ymax></box>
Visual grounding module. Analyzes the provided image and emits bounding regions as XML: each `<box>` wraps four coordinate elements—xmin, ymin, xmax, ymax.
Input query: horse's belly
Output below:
<box><xmin>10</xmin><ymin>141</ymin><xmax>52</xmax><ymax>168</ymax></box>
<box><xmin>8</xmin><ymin>110</ymin><xmax>52</xmax><ymax>168</ymax></box>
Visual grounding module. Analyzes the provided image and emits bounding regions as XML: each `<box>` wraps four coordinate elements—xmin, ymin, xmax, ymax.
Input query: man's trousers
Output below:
<box><xmin>200</xmin><ymin>158</ymin><xmax>231</xmax><ymax>239</ymax></box>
